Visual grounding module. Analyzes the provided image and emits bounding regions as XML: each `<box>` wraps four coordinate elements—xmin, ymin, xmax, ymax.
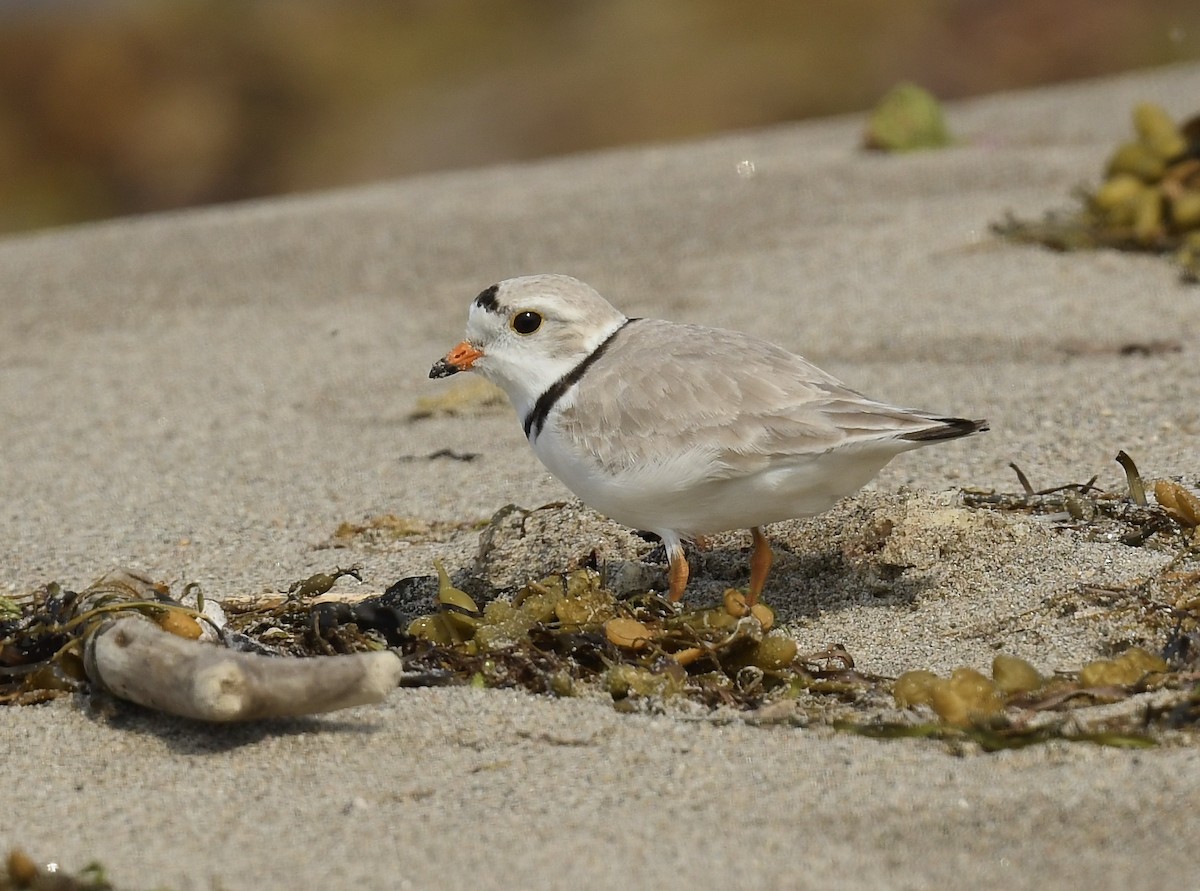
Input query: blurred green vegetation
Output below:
<box><xmin>0</xmin><ymin>0</ymin><xmax>1198</xmax><ymax>233</ymax></box>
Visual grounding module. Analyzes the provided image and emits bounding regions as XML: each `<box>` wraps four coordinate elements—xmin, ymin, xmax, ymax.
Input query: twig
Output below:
<box><xmin>1115</xmin><ymin>450</ymin><xmax>1147</xmax><ymax>506</ymax></box>
<box><xmin>1009</xmin><ymin>462</ymin><xmax>1035</xmax><ymax>497</ymax></box>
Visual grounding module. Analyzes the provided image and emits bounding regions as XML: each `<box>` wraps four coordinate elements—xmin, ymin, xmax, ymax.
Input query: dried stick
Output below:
<box><xmin>83</xmin><ymin>615</ymin><xmax>402</xmax><ymax>721</ymax></box>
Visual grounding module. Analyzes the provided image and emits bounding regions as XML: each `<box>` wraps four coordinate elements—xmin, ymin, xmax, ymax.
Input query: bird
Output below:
<box><xmin>430</xmin><ymin>274</ymin><xmax>986</xmax><ymax>605</ymax></box>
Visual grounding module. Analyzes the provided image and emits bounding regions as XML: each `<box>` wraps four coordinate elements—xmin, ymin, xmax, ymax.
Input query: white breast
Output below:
<box><xmin>528</xmin><ymin>396</ymin><xmax>900</xmax><ymax>539</ymax></box>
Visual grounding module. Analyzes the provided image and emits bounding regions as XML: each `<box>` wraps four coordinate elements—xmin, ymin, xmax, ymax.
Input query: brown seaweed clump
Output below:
<box><xmin>994</xmin><ymin>102</ymin><xmax>1200</xmax><ymax>280</ymax></box>
<box><xmin>6</xmin><ymin>455</ymin><xmax>1200</xmax><ymax>751</ymax></box>
<box><xmin>399</xmin><ymin>561</ymin><xmax>819</xmax><ymax>711</ymax></box>
<box><xmin>1</xmin><ymin>849</ymin><xmax>115</xmax><ymax>890</ymax></box>
<box><xmin>872</xmin><ymin>648</ymin><xmax>1178</xmax><ymax>752</ymax></box>
<box><xmin>862</xmin><ymin>82</ymin><xmax>953</xmax><ymax>152</ymax></box>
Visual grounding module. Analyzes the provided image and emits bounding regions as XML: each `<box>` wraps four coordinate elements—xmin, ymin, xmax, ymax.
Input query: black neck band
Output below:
<box><xmin>523</xmin><ymin>319</ymin><xmax>634</xmax><ymax>440</ymax></box>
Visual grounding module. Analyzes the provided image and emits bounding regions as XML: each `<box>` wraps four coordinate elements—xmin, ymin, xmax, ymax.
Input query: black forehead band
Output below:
<box><xmin>473</xmin><ymin>284</ymin><xmax>500</xmax><ymax>312</ymax></box>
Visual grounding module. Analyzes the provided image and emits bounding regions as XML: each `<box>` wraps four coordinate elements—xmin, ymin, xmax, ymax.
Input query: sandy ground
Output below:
<box><xmin>3</xmin><ymin>63</ymin><xmax>1200</xmax><ymax>890</ymax></box>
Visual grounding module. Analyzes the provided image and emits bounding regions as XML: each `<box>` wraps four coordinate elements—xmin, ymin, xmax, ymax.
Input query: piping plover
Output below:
<box><xmin>430</xmin><ymin>274</ymin><xmax>987</xmax><ymax>604</ymax></box>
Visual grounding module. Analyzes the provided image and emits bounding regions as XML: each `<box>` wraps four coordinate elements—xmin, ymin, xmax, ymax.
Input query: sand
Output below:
<box><xmin>3</xmin><ymin>63</ymin><xmax>1200</xmax><ymax>890</ymax></box>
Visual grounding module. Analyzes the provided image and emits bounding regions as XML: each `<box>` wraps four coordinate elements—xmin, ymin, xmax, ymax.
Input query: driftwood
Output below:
<box><xmin>83</xmin><ymin>615</ymin><xmax>402</xmax><ymax>721</ymax></box>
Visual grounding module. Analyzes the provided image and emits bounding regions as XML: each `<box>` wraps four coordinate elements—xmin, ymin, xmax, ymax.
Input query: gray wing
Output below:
<box><xmin>557</xmin><ymin>319</ymin><xmax>969</xmax><ymax>476</ymax></box>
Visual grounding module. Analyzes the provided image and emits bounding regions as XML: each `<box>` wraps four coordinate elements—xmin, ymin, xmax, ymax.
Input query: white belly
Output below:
<box><xmin>531</xmin><ymin>422</ymin><xmax>901</xmax><ymax>538</ymax></box>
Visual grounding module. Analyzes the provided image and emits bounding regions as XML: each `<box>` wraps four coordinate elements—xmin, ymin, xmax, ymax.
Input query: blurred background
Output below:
<box><xmin>1</xmin><ymin>0</ymin><xmax>1198</xmax><ymax>235</ymax></box>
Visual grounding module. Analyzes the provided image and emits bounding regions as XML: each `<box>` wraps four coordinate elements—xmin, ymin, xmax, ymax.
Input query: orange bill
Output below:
<box><xmin>429</xmin><ymin>341</ymin><xmax>483</xmax><ymax>378</ymax></box>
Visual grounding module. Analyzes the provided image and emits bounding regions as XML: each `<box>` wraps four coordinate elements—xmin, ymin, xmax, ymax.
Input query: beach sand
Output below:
<box><xmin>3</xmin><ymin>63</ymin><xmax>1199</xmax><ymax>890</ymax></box>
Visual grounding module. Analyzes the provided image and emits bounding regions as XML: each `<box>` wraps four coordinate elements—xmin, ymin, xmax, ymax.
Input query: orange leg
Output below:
<box><xmin>667</xmin><ymin>543</ymin><xmax>689</xmax><ymax>603</ymax></box>
<box><xmin>748</xmin><ymin>526</ymin><xmax>773</xmax><ymax>606</ymax></box>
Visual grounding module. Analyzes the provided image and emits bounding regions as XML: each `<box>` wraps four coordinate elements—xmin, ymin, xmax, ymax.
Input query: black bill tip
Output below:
<box><xmin>429</xmin><ymin>358</ymin><xmax>461</xmax><ymax>379</ymax></box>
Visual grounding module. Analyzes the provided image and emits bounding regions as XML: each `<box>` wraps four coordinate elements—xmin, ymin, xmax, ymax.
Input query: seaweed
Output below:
<box><xmin>961</xmin><ymin>453</ymin><xmax>1192</xmax><ymax>548</ymax></box>
<box><xmin>1</xmin><ymin>850</ymin><xmax>114</xmax><ymax>890</ymax></box>
<box><xmin>993</xmin><ymin>102</ymin><xmax>1200</xmax><ymax>280</ymax></box>
<box><xmin>6</xmin><ymin>452</ymin><xmax>1200</xmax><ymax>751</ymax></box>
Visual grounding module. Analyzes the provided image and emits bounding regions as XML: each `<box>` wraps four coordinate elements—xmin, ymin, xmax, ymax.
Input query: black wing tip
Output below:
<box><xmin>902</xmin><ymin>417</ymin><xmax>989</xmax><ymax>443</ymax></box>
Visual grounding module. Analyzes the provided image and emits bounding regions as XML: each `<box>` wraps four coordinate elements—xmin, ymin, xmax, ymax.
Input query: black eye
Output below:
<box><xmin>511</xmin><ymin>310</ymin><xmax>543</xmax><ymax>335</ymax></box>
